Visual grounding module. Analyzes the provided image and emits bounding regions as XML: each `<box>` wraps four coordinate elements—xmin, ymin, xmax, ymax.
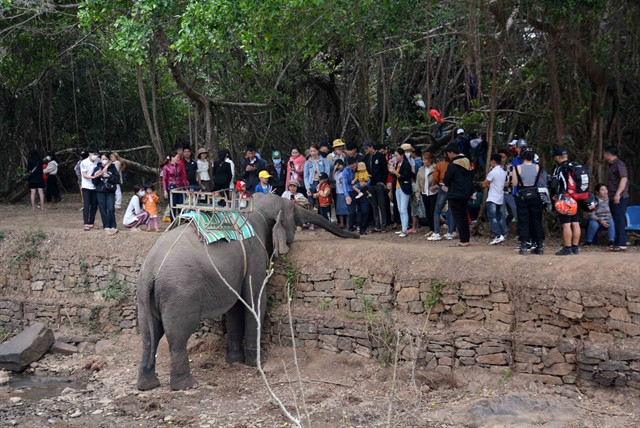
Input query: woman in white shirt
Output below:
<box><xmin>42</xmin><ymin>151</ymin><xmax>60</xmax><ymax>209</ymax></box>
<box><xmin>122</xmin><ymin>185</ymin><xmax>150</xmax><ymax>231</ymax></box>
<box><xmin>416</xmin><ymin>152</ymin><xmax>438</xmax><ymax>236</ymax></box>
<box><xmin>196</xmin><ymin>148</ymin><xmax>212</xmax><ymax>191</ymax></box>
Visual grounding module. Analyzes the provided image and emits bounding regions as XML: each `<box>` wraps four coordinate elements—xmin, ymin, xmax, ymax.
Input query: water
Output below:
<box><xmin>3</xmin><ymin>373</ymin><xmax>86</xmax><ymax>401</ymax></box>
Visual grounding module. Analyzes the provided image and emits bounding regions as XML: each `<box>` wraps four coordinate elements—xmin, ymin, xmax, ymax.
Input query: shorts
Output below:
<box><xmin>558</xmin><ymin>213</ymin><xmax>579</xmax><ymax>224</ymax></box>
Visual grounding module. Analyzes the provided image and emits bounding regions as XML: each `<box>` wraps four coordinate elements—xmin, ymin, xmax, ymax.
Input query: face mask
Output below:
<box><xmin>138</xmin><ymin>191</ymin><xmax>146</xmax><ymax>197</ymax></box>
<box><xmin>89</xmin><ymin>155</ymin><xmax>95</xmax><ymax>161</ymax></box>
<box><xmin>45</xmin><ymin>156</ymin><xmax>51</xmax><ymax>162</ymax></box>
<box><xmin>101</xmin><ymin>159</ymin><xmax>108</xmax><ymax>166</ymax></box>
<box><xmin>405</xmin><ymin>152</ymin><xmax>411</xmax><ymax>160</ymax></box>
<box><xmin>273</xmin><ymin>159</ymin><xmax>281</xmax><ymax>165</ymax></box>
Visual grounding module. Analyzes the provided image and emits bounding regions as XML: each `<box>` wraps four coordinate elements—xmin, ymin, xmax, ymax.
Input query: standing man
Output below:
<box><xmin>363</xmin><ymin>139</ymin><xmax>388</xmax><ymax>232</ymax></box>
<box><xmin>80</xmin><ymin>147</ymin><xmax>100</xmax><ymax>231</ymax></box>
<box><xmin>266</xmin><ymin>150</ymin><xmax>287</xmax><ymax>196</ymax></box>
<box><xmin>552</xmin><ymin>146</ymin><xmax>581</xmax><ymax>256</ymax></box>
<box><xmin>497</xmin><ymin>148</ymin><xmax>516</xmax><ymax>228</ymax></box>
<box><xmin>483</xmin><ymin>154</ymin><xmax>508</xmax><ymax>245</ymax></box>
<box><xmin>603</xmin><ymin>146</ymin><xmax>629</xmax><ymax>251</ymax></box>
<box><xmin>240</xmin><ymin>143</ymin><xmax>267</xmax><ymax>194</ymax></box>
<box><xmin>443</xmin><ymin>145</ymin><xmax>474</xmax><ymax>247</ymax></box>
<box><xmin>427</xmin><ymin>153</ymin><xmax>455</xmax><ymax>241</ymax></box>
<box><xmin>182</xmin><ymin>146</ymin><xmax>198</xmax><ymax>190</ymax></box>
<box><xmin>342</xmin><ymin>157</ymin><xmax>358</xmax><ymax>232</ymax></box>
<box><xmin>454</xmin><ymin>129</ymin><xmax>471</xmax><ymax>158</ymax></box>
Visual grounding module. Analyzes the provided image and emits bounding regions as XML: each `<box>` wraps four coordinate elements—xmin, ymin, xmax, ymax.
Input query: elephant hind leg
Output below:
<box><xmin>165</xmin><ymin>314</ymin><xmax>199</xmax><ymax>391</ymax></box>
<box><xmin>137</xmin><ymin>313</ymin><xmax>164</xmax><ymax>391</ymax></box>
<box><xmin>225</xmin><ymin>301</ymin><xmax>245</xmax><ymax>364</ymax></box>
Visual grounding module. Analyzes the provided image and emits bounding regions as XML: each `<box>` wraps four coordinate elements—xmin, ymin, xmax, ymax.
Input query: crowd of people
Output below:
<box><xmin>26</xmin><ymin>135</ymin><xmax>630</xmax><ymax>252</ymax></box>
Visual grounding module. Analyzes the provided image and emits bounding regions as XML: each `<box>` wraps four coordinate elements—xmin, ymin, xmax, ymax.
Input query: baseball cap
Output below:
<box><xmin>553</xmin><ymin>146</ymin><xmax>568</xmax><ymax>157</ymax></box>
<box><xmin>258</xmin><ymin>170</ymin><xmax>272</xmax><ymax>179</ymax></box>
<box><xmin>362</xmin><ymin>139</ymin><xmax>374</xmax><ymax>149</ymax></box>
<box><xmin>456</xmin><ymin>128</ymin><xmax>465</xmax><ymax>135</ymax></box>
<box><xmin>516</xmin><ymin>139</ymin><xmax>527</xmax><ymax>149</ymax></box>
<box><xmin>318</xmin><ymin>172</ymin><xmax>328</xmax><ymax>180</ymax></box>
<box><xmin>272</xmin><ymin>150</ymin><xmax>281</xmax><ymax>158</ymax></box>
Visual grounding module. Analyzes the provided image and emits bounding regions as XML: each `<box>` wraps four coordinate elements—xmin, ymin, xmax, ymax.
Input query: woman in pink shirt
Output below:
<box><xmin>161</xmin><ymin>151</ymin><xmax>188</xmax><ymax>220</ymax></box>
<box><xmin>286</xmin><ymin>147</ymin><xmax>306</xmax><ymax>195</ymax></box>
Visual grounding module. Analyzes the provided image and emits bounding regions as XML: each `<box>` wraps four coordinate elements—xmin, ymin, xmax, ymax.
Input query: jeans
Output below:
<box><xmin>449</xmin><ymin>199</ymin><xmax>470</xmax><ymax>243</ymax></box>
<box><xmin>96</xmin><ymin>191</ymin><xmax>117</xmax><ymax>229</ymax></box>
<box><xmin>307</xmin><ymin>181</ymin><xmax>318</xmax><ymax>208</ymax></box>
<box><xmin>586</xmin><ymin>218</ymin><xmax>615</xmax><ymax>243</ymax></box>
<box><xmin>82</xmin><ymin>188</ymin><xmax>98</xmax><ymax>225</ymax></box>
<box><xmin>610</xmin><ymin>196</ymin><xmax>629</xmax><ymax>247</ymax></box>
<box><xmin>395</xmin><ymin>188</ymin><xmax>410</xmax><ymax>232</ymax></box>
<box><xmin>503</xmin><ymin>193</ymin><xmax>516</xmax><ymax>226</ymax></box>
<box><xmin>486</xmin><ymin>201</ymin><xmax>508</xmax><ymax>237</ymax></box>
<box><xmin>433</xmin><ymin>188</ymin><xmax>455</xmax><ymax>234</ymax></box>
<box><xmin>318</xmin><ymin>205</ymin><xmax>331</xmax><ymax>221</ymax></box>
<box><xmin>368</xmin><ymin>183</ymin><xmax>387</xmax><ymax>230</ymax></box>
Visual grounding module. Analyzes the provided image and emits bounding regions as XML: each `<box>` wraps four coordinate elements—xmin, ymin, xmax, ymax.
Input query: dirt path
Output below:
<box><xmin>1</xmin><ymin>195</ymin><xmax>639</xmax><ymax>427</ymax></box>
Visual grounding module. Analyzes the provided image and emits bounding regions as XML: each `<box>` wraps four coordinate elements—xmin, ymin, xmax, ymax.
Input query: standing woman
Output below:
<box><xmin>43</xmin><ymin>151</ymin><xmax>60</xmax><ymax>209</ymax></box>
<box><xmin>389</xmin><ymin>147</ymin><xmax>413</xmax><ymax>237</ymax></box>
<box><xmin>93</xmin><ymin>152</ymin><xmax>120</xmax><ymax>231</ymax></box>
<box><xmin>123</xmin><ymin>184</ymin><xmax>150</xmax><ymax>232</ymax></box>
<box><xmin>303</xmin><ymin>143</ymin><xmax>331</xmax><ymax>208</ymax></box>
<box><xmin>212</xmin><ymin>148</ymin><xmax>234</xmax><ymax>196</ymax></box>
<box><xmin>512</xmin><ymin>147</ymin><xmax>544</xmax><ymax>255</ymax></box>
<box><xmin>27</xmin><ymin>149</ymin><xmax>45</xmax><ymax>211</ymax></box>
<box><xmin>162</xmin><ymin>151</ymin><xmax>188</xmax><ymax>220</ymax></box>
<box><xmin>196</xmin><ymin>148</ymin><xmax>212</xmax><ymax>191</ymax></box>
<box><xmin>110</xmin><ymin>152</ymin><xmax>125</xmax><ymax>208</ymax></box>
<box><xmin>287</xmin><ymin>147</ymin><xmax>306</xmax><ymax>196</ymax></box>
<box><xmin>416</xmin><ymin>152</ymin><xmax>438</xmax><ymax>235</ymax></box>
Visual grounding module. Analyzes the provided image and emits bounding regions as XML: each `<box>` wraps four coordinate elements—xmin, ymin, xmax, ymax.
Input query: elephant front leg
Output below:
<box><xmin>165</xmin><ymin>316</ymin><xmax>198</xmax><ymax>391</ymax></box>
<box><xmin>243</xmin><ymin>294</ymin><xmax>267</xmax><ymax>367</ymax></box>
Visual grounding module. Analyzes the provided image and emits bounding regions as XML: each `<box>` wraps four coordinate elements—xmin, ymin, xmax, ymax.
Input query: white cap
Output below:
<box><xmin>457</xmin><ymin>128</ymin><xmax>464</xmax><ymax>135</ymax></box>
<box><xmin>534</xmin><ymin>154</ymin><xmax>539</xmax><ymax>163</ymax></box>
<box><xmin>415</xmin><ymin>99</ymin><xmax>426</xmax><ymax>109</ymax></box>
<box><xmin>508</xmin><ymin>139</ymin><xmax>517</xmax><ymax>146</ymax></box>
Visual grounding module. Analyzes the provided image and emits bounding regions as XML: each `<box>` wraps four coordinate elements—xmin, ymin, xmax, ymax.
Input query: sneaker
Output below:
<box><xmin>571</xmin><ymin>245</ymin><xmax>579</xmax><ymax>255</ymax></box>
<box><xmin>519</xmin><ymin>243</ymin><xmax>528</xmax><ymax>255</ymax></box>
<box><xmin>451</xmin><ymin>231</ymin><xmax>458</xmax><ymax>239</ymax></box>
<box><xmin>427</xmin><ymin>233</ymin><xmax>442</xmax><ymax>241</ymax></box>
<box><xmin>583</xmin><ymin>241</ymin><xmax>592</xmax><ymax>246</ymax></box>
<box><xmin>444</xmin><ymin>233</ymin><xmax>454</xmax><ymax>240</ymax></box>
<box><xmin>555</xmin><ymin>246</ymin><xmax>573</xmax><ymax>256</ymax></box>
<box><xmin>355</xmin><ymin>193</ymin><xmax>364</xmax><ymax>199</ymax></box>
<box><xmin>490</xmin><ymin>235</ymin><xmax>505</xmax><ymax>245</ymax></box>
<box><xmin>532</xmin><ymin>244</ymin><xmax>544</xmax><ymax>255</ymax></box>
<box><xmin>398</xmin><ymin>232</ymin><xmax>408</xmax><ymax>237</ymax></box>
<box><xmin>162</xmin><ymin>217</ymin><xmax>171</xmax><ymax>222</ymax></box>
<box><xmin>395</xmin><ymin>231</ymin><xmax>404</xmax><ymax>234</ymax></box>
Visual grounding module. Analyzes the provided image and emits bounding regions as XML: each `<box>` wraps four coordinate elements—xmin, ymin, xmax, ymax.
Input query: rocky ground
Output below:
<box><xmin>1</xmin><ymin>195</ymin><xmax>639</xmax><ymax>427</ymax></box>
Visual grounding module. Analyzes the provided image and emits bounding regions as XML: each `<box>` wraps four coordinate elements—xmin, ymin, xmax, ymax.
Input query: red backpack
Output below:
<box><xmin>566</xmin><ymin>162</ymin><xmax>590</xmax><ymax>201</ymax></box>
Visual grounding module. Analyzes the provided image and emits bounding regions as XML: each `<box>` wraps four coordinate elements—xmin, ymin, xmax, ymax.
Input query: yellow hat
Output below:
<box><xmin>258</xmin><ymin>170</ymin><xmax>272</xmax><ymax>179</ymax></box>
<box><xmin>332</xmin><ymin>139</ymin><xmax>345</xmax><ymax>148</ymax></box>
<box><xmin>400</xmin><ymin>143</ymin><xmax>414</xmax><ymax>152</ymax></box>
<box><xmin>356</xmin><ymin>162</ymin><xmax>367</xmax><ymax>172</ymax></box>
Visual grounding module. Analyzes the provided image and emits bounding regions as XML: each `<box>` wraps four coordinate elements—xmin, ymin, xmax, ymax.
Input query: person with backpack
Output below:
<box><xmin>551</xmin><ymin>146</ymin><xmax>582</xmax><ymax>256</ymax></box>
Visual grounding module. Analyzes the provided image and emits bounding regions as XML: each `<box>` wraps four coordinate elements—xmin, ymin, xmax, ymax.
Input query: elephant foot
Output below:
<box><xmin>226</xmin><ymin>350</ymin><xmax>245</xmax><ymax>364</ymax></box>
<box><xmin>244</xmin><ymin>349</ymin><xmax>266</xmax><ymax>367</ymax></box>
<box><xmin>137</xmin><ymin>373</ymin><xmax>160</xmax><ymax>391</ymax></box>
<box><xmin>170</xmin><ymin>373</ymin><xmax>196</xmax><ymax>391</ymax></box>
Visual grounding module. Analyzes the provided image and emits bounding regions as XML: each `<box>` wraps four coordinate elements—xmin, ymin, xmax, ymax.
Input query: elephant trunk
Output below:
<box><xmin>294</xmin><ymin>205</ymin><xmax>359</xmax><ymax>239</ymax></box>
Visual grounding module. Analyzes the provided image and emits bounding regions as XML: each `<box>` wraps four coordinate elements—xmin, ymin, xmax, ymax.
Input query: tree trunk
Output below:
<box><xmin>137</xmin><ymin>64</ymin><xmax>164</xmax><ymax>165</ymax></box>
<box><xmin>545</xmin><ymin>36</ymin><xmax>565</xmax><ymax>145</ymax></box>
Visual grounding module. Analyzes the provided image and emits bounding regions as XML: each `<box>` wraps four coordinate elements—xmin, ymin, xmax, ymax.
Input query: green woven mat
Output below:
<box><xmin>178</xmin><ymin>210</ymin><xmax>255</xmax><ymax>244</ymax></box>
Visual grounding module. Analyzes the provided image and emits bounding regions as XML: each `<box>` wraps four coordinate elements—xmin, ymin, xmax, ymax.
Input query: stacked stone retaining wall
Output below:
<box><xmin>1</xmin><ymin>248</ymin><xmax>639</xmax><ymax>389</ymax></box>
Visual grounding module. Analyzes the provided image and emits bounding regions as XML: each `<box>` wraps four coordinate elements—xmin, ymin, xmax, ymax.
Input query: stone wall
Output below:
<box><xmin>2</xmin><ymin>248</ymin><xmax>640</xmax><ymax>390</ymax></box>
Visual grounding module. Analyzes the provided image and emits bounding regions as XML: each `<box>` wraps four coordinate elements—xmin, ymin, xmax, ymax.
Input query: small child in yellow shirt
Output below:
<box><xmin>142</xmin><ymin>182</ymin><xmax>160</xmax><ymax>232</ymax></box>
<box><xmin>352</xmin><ymin>162</ymin><xmax>371</xmax><ymax>199</ymax></box>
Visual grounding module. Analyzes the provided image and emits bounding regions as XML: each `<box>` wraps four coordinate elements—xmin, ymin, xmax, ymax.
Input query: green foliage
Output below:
<box><xmin>101</xmin><ymin>271</ymin><xmax>129</xmax><ymax>301</ymax></box>
<box><xmin>318</xmin><ymin>298</ymin><xmax>332</xmax><ymax>310</ymax></box>
<box><xmin>0</xmin><ymin>230</ymin><xmax>4</xmax><ymax>240</ymax></box>
<box><xmin>424</xmin><ymin>277</ymin><xmax>446</xmax><ymax>311</ymax></box>
<box><xmin>280</xmin><ymin>255</ymin><xmax>299</xmax><ymax>301</ymax></box>
<box><xmin>8</xmin><ymin>229</ymin><xmax>46</xmax><ymax>266</ymax></box>
<box><xmin>498</xmin><ymin>369</ymin><xmax>511</xmax><ymax>387</ymax></box>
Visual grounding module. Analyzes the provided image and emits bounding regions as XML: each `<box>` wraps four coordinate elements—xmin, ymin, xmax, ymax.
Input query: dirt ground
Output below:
<box><xmin>1</xmin><ymin>195</ymin><xmax>640</xmax><ymax>427</ymax></box>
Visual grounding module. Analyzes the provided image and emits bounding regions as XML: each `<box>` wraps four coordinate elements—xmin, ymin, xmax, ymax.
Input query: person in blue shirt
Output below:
<box><xmin>254</xmin><ymin>170</ymin><xmax>273</xmax><ymax>194</ymax></box>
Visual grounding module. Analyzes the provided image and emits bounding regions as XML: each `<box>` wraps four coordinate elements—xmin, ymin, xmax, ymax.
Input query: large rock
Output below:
<box><xmin>0</xmin><ymin>323</ymin><xmax>54</xmax><ymax>372</ymax></box>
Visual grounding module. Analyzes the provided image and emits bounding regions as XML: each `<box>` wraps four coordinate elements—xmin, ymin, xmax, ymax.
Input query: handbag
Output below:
<box><xmin>518</xmin><ymin>186</ymin><xmax>539</xmax><ymax>201</ymax></box>
<box><xmin>102</xmin><ymin>178</ymin><xmax>115</xmax><ymax>191</ymax></box>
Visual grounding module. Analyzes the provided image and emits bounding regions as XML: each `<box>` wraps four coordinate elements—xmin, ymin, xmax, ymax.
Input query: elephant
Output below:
<box><xmin>136</xmin><ymin>192</ymin><xmax>359</xmax><ymax>390</ymax></box>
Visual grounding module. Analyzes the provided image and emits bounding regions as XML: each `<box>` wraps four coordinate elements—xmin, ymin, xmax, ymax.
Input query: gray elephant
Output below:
<box><xmin>136</xmin><ymin>193</ymin><xmax>358</xmax><ymax>390</ymax></box>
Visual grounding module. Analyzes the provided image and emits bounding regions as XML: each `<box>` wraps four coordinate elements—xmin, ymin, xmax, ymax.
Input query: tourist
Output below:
<box><xmin>363</xmin><ymin>139</ymin><xmax>388</xmax><ymax>232</ymax></box>
<box><xmin>110</xmin><ymin>152</ymin><xmax>125</xmax><ymax>208</ymax></box>
<box><xmin>584</xmin><ymin>183</ymin><xmax>615</xmax><ymax>248</ymax></box>
<box><xmin>483</xmin><ymin>154</ymin><xmax>508</xmax><ymax>245</ymax></box>
<box><xmin>142</xmin><ymin>182</ymin><xmax>160</xmax><ymax>232</ymax></box>
<box><xmin>416</xmin><ymin>152</ymin><xmax>437</xmax><ymax>236</ymax></box>
<box><xmin>551</xmin><ymin>146</ymin><xmax>581</xmax><ymax>256</ymax></box>
<box><xmin>212</xmin><ymin>148</ymin><xmax>234</xmax><ymax>192</ymax></box>
<box><xmin>603</xmin><ymin>146</ymin><xmax>629</xmax><ymax>251</ymax></box>
<box><xmin>304</xmin><ymin>143</ymin><xmax>332</xmax><ymax>208</ymax></box>
<box><xmin>313</xmin><ymin>172</ymin><xmax>332</xmax><ymax>221</ymax></box>
<box><xmin>196</xmin><ymin>148</ymin><xmax>212</xmax><ymax>191</ymax></box>
<box><xmin>26</xmin><ymin>149</ymin><xmax>45</xmax><ymax>211</ymax></box>
<box><xmin>240</xmin><ymin>143</ymin><xmax>267</xmax><ymax>194</ymax></box>
<box><xmin>427</xmin><ymin>152</ymin><xmax>456</xmax><ymax>241</ymax></box>
<box><xmin>266</xmin><ymin>150</ymin><xmax>287</xmax><ymax>196</ymax></box>
<box><xmin>333</xmin><ymin>159</ymin><xmax>348</xmax><ymax>229</ymax></box>
<box><xmin>388</xmin><ymin>147</ymin><xmax>412</xmax><ymax>237</ymax></box>
<box><xmin>93</xmin><ymin>152</ymin><xmax>120</xmax><ymax>233</ymax></box>
<box><xmin>74</xmin><ymin>150</ymin><xmax>88</xmax><ymax>208</ymax></box>
<box><xmin>512</xmin><ymin>148</ymin><xmax>544</xmax><ymax>254</ymax></box>
<box><xmin>161</xmin><ymin>150</ymin><xmax>188</xmax><ymax>220</ymax></box>
<box><xmin>123</xmin><ymin>184</ymin><xmax>150</xmax><ymax>231</ymax></box>
<box><xmin>80</xmin><ymin>147</ymin><xmax>100</xmax><ymax>230</ymax></box>
<box><xmin>442</xmin><ymin>144</ymin><xmax>474</xmax><ymax>247</ymax></box>
<box><xmin>286</xmin><ymin>146</ymin><xmax>306</xmax><ymax>195</ymax></box>
<box><xmin>254</xmin><ymin>170</ymin><xmax>273</xmax><ymax>194</ymax></box>
<box><xmin>42</xmin><ymin>151</ymin><xmax>60</xmax><ymax>210</ymax></box>
<box><xmin>182</xmin><ymin>146</ymin><xmax>198</xmax><ymax>190</ymax></box>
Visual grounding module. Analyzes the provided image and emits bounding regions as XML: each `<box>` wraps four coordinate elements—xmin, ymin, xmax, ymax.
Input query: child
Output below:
<box><xmin>313</xmin><ymin>172</ymin><xmax>332</xmax><ymax>221</ymax></box>
<box><xmin>333</xmin><ymin>159</ymin><xmax>348</xmax><ymax>229</ymax></box>
<box><xmin>142</xmin><ymin>182</ymin><xmax>160</xmax><ymax>232</ymax></box>
<box><xmin>254</xmin><ymin>170</ymin><xmax>273</xmax><ymax>194</ymax></box>
<box><xmin>235</xmin><ymin>180</ymin><xmax>250</xmax><ymax>209</ymax></box>
<box><xmin>353</xmin><ymin>162</ymin><xmax>371</xmax><ymax>199</ymax></box>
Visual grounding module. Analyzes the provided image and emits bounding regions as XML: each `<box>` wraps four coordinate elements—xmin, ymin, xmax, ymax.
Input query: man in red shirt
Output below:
<box><xmin>429</xmin><ymin>109</ymin><xmax>444</xmax><ymax>137</ymax></box>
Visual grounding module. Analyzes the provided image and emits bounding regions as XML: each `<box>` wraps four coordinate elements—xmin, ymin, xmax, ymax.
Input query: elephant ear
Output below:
<box><xmin>272</xmin><ymin>210</ymin><xmax>290</xmax><ymax>256</ymax></box>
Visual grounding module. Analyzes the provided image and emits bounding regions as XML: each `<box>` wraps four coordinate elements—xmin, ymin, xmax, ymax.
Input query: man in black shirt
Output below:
<box><xmin>240</xmin><ymin>144</ymin><xmax>267</xmax><ymax>193</ymax></box>
<box><xmin>182</xmin><ymin>146</ymin><xmax>198</xmax><ymax>190</ymax></box>
<box><xmin>363</xmin><ymin>139</ymin><xmax>388</xmax><ymax>232</ymax></box>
